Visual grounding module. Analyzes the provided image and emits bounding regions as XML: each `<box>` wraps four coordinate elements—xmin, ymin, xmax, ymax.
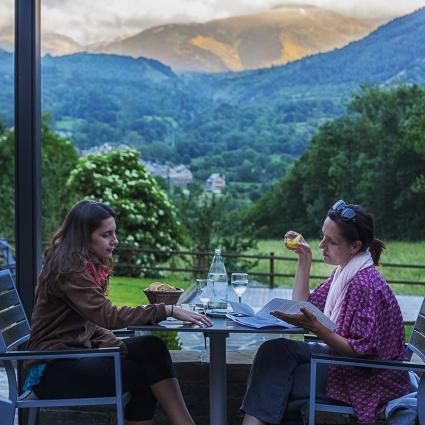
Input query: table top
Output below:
<box><xmin>128</xmin><ymin>317</ymin><xmax>305</xmax><ymax>335</ymax></box>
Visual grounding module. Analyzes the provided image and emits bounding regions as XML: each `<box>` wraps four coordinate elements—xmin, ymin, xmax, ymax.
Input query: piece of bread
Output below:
<box><xmin>286</xmin><ymin>234</ymin><xmax>302</xmax><ymax>248</ymax></box>
<box><xmin>148</xmin><ymin>282</ymin><xmax>177</xmax><ymax>292</ymax></box>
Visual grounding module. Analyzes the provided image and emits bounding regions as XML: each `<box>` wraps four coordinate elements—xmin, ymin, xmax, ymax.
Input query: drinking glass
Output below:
<box><xmin>231</xmin><ymin>273</ymin><xmax>248</xmax><ymax>303</ymax></box>
<box><xmin>196</xmin><ymin>279</ymin><xmax>211</xmax><ymax>313</ymax></box>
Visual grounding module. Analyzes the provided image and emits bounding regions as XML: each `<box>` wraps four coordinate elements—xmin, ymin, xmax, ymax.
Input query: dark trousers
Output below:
<box><xmin>33</xmin><ymin>335</ymin><xmax>176</xmax><ymax>421</ymax></box>
<box><xmin>241</xmin><ymin>338</ymin><xmax>330</xmax><ymax>425</ymax></box>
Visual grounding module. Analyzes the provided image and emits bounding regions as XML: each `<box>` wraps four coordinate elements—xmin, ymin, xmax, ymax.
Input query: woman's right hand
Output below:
<box><xmin>169</xmin><ymin>306</ymin><xmax>213</xmax><ymax>327</ymax></box>
<box><xmin>283</xmin><ymin>231</ymin><xmax>312</xmax><ymax>264</ymax></box>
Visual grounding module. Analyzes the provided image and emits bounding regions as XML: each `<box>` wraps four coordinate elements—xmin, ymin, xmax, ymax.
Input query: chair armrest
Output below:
<box><xmin>0</xmin><ymin>346</ymin><xmax>121</xmax><ymax>362</ymax></box>
<box><xmin>304</xmin><ymin>334</ymin><xmax>323</xmax><ymax>343</ymax></box>
<box><xmin>311</xmin><ymin>352</ymin><xmax>425</xmax><ymax>373</ymax></box>
<box><xmin>113</xmin><ymin>329</ymin><xmax>136</xmax><ymax>338</ymax></box>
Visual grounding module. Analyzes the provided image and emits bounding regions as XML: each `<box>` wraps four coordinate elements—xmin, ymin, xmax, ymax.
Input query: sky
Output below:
<box><xmin>2</xmin><ymin>0</ymin><xmax>425</xmax><ymax>44</ymax></box>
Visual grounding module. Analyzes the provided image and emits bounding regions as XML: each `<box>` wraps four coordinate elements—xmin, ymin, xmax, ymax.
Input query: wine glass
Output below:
<box><xmin>196</xmin><ymin>279</ymin><xmax>211</xmax><ymax>313</ymax></box>
<box><xmin>231</xmin><ymin>273</ymin><xmax>248</xmax><ymax>303</ymax></box>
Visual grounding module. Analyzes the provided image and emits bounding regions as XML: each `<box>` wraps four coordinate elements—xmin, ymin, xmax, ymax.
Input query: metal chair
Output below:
<box><xmin>0</xmin><ymin>269</ymin><xmax>130</xmax><ymax>425</ymax></box>
<box><xmin>308</xmin><ymin>297</ymin><xmax>425</xmax><ymax>425</ymax></box>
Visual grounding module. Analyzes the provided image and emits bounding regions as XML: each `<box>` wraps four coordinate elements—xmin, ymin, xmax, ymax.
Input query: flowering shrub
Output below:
<box><xmin>67</xmin><ymin>149</ymin><xmax>183</xmax><ymax>275</ymax></box>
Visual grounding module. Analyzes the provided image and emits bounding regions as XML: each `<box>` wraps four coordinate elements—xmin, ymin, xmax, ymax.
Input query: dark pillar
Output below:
<box><xmin>15</xmin><ymin>1</ymin><xmax>41</xmax><ymax>424</ymax></box>
<box><xmin>15</xmin><ymin>0</ymin><xmax>41</xmax><ymax>322</ymax></box>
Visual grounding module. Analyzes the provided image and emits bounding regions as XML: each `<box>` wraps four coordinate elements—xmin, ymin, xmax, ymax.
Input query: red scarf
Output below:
<box><xmin>85</xmin><ymin>260</ymin><xmax>110</xmax><ymax>293</ymax></box>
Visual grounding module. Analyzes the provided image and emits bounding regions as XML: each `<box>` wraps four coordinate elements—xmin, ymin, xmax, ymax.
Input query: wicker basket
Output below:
<box><xmin>143</xmin><ymin>288</ymin><xmax>184</xmax><ymax>305</ymax></box>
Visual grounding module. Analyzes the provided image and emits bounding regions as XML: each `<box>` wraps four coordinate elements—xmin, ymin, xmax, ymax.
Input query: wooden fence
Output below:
<box><xmin>2</xmin><ymin>244</ymin><xmax>424</xmax><ymax>289</ymax></box>
<box><xmin>115</xmin><ymin>247</ymin><xmax>425</xmax><ymax>289</ymax></box>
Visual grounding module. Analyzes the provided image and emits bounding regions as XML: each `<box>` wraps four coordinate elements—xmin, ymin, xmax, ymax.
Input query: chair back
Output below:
<box><xmin>0</xmin><ymin>269</ymin><xmax>30</xmax><ymax>352</ymax></box>
<box><xmin>406</xmin><ymin>297</ymin><xmax>425</xmax><ymax>363</ymax></box>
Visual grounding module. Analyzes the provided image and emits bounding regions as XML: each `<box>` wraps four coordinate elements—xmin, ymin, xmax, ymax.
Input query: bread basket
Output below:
<box><xmin>143</xmin><ymin>287</ymin><xmax>184</xmax><ymax>305</ymax></box>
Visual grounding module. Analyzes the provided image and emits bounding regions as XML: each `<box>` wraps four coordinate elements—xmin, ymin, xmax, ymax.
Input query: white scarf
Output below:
<box><xmin>324</xmin><ymin>250</ymin><xmax>374</xmax><ymax>323</ymax></box>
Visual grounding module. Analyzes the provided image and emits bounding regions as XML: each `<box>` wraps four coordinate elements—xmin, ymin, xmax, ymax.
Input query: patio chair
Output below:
<box><xmin>0</xmin><ymin>269</ymin><xmax>130</xmax><ymax>425</ymax></box>
<box><xmin>308</xmin><ymin>297</ymin><xmax>425</xmax><ymax>425</ymax></box>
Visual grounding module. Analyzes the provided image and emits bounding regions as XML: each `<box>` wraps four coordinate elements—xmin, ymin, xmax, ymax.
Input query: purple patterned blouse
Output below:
<box><xmin>308</xmin><ymin>266</ymin><xmax>409</xmax><ymax>423</ymax></box>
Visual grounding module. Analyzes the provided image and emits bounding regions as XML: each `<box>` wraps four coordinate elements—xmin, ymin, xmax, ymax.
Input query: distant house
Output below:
<box><xmin>81</xmin><ymin>143</ymin><xmax>131</xmax><ymax>156</ymax></box>
<box><xmin>144</xmin><ymin>161</ymin><xmax>169</xmax><ymax>177</ymax></box>
<box><xmin>205</xmin><ymin>173</ymin><xmax>226</xmax><ymax>194</ymax></box>
<box><xmin>55</xmin><ymin>129</ymin><xmax>73</xmax><ymax>139</ymax></box>
<box><xmin>168</xmin><ymin>164</ymin><xmax>193</xmax><ymax>186</ymax></box>
<box><xmin>144</xmin><ymin>161</ymin><xmax>193</xmax><ymax>187</ymax></box>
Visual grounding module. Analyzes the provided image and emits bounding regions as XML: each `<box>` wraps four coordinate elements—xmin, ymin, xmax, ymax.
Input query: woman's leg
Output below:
<box><xmin>242</xmin><ymin>413</ymin><xmax>266</xmax><ymax>425</ymax></box>
<box><xmin>241</xmin><ymin>338</ymin><xmax>312</xmax><ymax>425</ymax></box>
<box><xmin>124</xmin><ymin>335</ymin><xmax>195</xmax><ymax>425</ymax></box>
<box><xmin>33</xmin><ymin>356</ymin><xmax>158</xmax><ymax>422</ymax></box>
<box><xmin>150</xmin><ymin>378</ymin><xmax>194</xmax><ymax>425</ymax></box>
<box><xmin>33</xmin><ymin>335</ymin><xmax>194</xmax><ymax>423</ymax></box>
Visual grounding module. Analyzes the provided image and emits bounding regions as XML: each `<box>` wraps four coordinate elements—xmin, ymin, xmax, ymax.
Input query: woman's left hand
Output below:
<box><xmin>172</xmin><ymin>306</ymin><xmax>213</xmax><ymax>327</ymax></box>
<box><xmin>270</xmin><ymin>307</ymin><xmax>321</xmax><ymax>332</ymax></box>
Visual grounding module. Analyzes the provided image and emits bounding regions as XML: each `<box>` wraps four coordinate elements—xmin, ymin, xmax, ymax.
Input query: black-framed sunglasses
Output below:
<box><xmin>330</xmin><ymin>200</ymin><xmax>356</xmax><ymax>221</ymax></box>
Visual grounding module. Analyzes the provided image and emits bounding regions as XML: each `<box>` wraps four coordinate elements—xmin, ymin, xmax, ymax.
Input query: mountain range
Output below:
<box><xmin>0</xmin><ymin>5</ymin><xmax>386</xmax><ymax>73</ymax></box>
<box><xmin>191</xmin><ymin>6</ymin><xmax>425</xmax><ymax>104</ymax></box>
<box><xmin>1</xmin><ymin>7</ymin><xmax>425</xmax><ymax>190</ymax></box>
<box><xmin>88</xmin><ymin>5</ymin><xmax>384</xmax><ymax>73</ymax></box>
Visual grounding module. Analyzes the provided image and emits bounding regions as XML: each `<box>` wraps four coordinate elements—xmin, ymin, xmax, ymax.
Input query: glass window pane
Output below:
<box><xmin>0</xmin><ymin>0</ymin><xmax>16</xmax><ymax>276</ymax></box>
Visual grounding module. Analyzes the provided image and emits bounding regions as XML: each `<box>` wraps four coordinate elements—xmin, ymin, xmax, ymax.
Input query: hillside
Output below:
<box><xmin>195</xmin><ymin>7</ymin><xmax>425</xmax><ymax>104</ymax></box>
<box><xmin>0</xmin><ymin>26</ymin><xmax>83</xmax><ymax>56</ymax></box>
<box><xmin>91</xmin><ymin>5</ymin><xmax>382</xmax><ymax>73</ymax></box>
<box><xmin>1</xmin><ymin>7</ymin><xmax>425</xmax><ymax>200</ymax></box>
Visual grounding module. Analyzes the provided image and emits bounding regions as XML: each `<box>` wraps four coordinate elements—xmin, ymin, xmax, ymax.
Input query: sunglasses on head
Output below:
<box><xmin>329</xmin><ymin>200</ymin><xmax>356</xmax><ymax>221</ymax></box>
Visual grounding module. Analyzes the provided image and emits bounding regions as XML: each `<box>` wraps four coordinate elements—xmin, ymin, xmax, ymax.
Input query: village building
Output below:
<box><xmin>205</xmin><ymin>173</ymin><xmax>226</xmax><ymax>194</ymax></box>
<box><xmin>144</xmin><ymin>161</ymin><xmax>193</xmax><ymax>186</ymax></box>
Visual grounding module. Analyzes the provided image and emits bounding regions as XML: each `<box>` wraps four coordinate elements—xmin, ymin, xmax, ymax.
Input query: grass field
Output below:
<box><xmin>247</xmin><ymin>240</ymin><xmax>425</xmax><ymax>296</ymax></box>
<box><xmin>108</xmin><ymin>239</ymin><xmax>425</xmax><ymax>306</ymax></box>
<box><xmin>108</xmin><ymin>276</ymin><xmax>193</xmax><ymax>307</ymax></box>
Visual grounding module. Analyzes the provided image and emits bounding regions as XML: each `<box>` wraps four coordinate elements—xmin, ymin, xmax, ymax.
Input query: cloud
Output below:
<box><xmin>2</xmin><ymin>0</ymin><xmax>425</xmax><ymax>44</ymax></box>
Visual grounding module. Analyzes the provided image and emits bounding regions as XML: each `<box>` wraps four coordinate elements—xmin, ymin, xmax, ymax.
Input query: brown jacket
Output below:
<box><xmin>26</xmin><ymin>270</ymin><xmax>166</xmax><ymax>367</ymax></box>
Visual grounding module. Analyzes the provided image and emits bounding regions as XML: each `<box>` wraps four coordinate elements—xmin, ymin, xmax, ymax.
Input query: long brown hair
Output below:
<box><xmin>38</xmin><ymin>200</ymin><xmax>116</xmax><ymax>296</ymax></box>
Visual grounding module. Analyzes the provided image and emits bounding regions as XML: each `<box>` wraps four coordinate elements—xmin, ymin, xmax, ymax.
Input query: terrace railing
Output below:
<box><xmin>1</xmin><ymin>244</ymin><xmax>423</xmax><ymax>289</ymax></box>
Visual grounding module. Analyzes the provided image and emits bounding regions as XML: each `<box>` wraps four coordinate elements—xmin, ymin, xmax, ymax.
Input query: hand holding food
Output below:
<box><xmin>286</xmin><ymin>233</ymin><xmax>302</xmax><ymax>248</ymax></box>
<box><xmin>283</xmin><ymin>230</ymin><xmax>312</xmax><ymax>263</ymax></box>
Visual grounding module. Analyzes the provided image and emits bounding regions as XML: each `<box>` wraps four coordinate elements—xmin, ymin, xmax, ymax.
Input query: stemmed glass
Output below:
<box><xmin>196</xmin><ymin>278</ymin><xmax>211</xmax><ymax>313</ymax></box>
<box><xmin>231</xmin><ymin>273</ymin><xmax>248</xmax><ymax>303</ymax></box>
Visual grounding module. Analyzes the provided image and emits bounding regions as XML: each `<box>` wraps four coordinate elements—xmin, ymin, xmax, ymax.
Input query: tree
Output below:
<box><xmin>41</xmin><ymin>116</ymin><xmax>80</xmax><ymax>240</ymax></box>
<box><xmin>67</xmin><ymin>149</ymin><xmax>183</xmax><ymax>275</ymax></box>
<box><xmin>246</xmin><ymin>85</ymin><xmax>425</xmax><ymax>240</ymax></box>
<box><xmin>173</xmin><ymin>184</ymin><xmax>258</xmax><ymax>273</ymax></box>
<box><xmin>0</xmin><ymin>116</ymin><xmax>79</xmax><ymax>242</ymax></box>
<box><xmin>0</xmin><ymin>123</ymin><xmax>15</xmax><ymax>240</ymax></box>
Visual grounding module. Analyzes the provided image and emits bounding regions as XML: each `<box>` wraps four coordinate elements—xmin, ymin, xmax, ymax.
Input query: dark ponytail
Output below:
<box><xmin>369</xmin><ymin>238</ymin><xmax>385</xmax><ymax>266</ymax></box>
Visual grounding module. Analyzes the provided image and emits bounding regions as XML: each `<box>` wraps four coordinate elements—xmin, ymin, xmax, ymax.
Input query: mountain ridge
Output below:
<box><xmin>193</xmin><ymin>6</ymin><xmax>425</xmax><ymax>104</ymax></box>
<box><xmin>1</xmin><ymin>7</ymin><xmax>425</xmax><ymax>190</ymax></box>
<box><xmin>90</xmin><ymin>6</ymin><xmax>384</xmax><ymax>72</ymax></box>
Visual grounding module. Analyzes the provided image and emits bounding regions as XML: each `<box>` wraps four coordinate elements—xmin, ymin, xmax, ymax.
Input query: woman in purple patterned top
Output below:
<box><xmin>241</xmin><ymin>200</ymin><xmax>409</xmax><ymax>425</ymax></box>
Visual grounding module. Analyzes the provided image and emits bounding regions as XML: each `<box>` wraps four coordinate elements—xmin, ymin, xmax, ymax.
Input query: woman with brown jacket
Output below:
<box><xmin>25</xmin><ymin>199</ymin><xmax>211</xmax><ymax>425</ymax></box>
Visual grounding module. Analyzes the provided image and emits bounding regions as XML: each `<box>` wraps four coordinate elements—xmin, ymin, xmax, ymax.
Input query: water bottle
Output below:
<box><xmin>207</xmin><ymin>248</ymin><xmax>228</xmax><ymax>310</ymax></box>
